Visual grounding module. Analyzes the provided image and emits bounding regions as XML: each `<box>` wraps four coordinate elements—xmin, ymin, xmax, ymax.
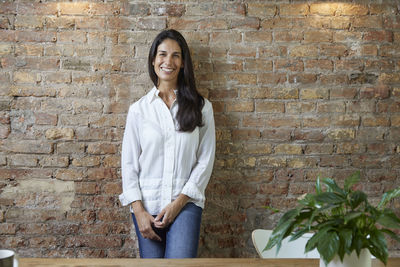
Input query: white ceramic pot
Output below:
<box><xmin>319</xmin><ymin>249</ymin><xmax>371</xmax><ymax>267</ymax></box>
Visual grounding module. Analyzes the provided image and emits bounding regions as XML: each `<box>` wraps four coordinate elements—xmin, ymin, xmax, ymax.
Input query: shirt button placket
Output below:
<box><xmin>160</xmin><ymin>103</ymin><xmax>175</xmax><ymax>209</ymax></box>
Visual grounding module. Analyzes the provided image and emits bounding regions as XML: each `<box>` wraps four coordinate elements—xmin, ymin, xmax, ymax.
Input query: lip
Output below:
<box><xmin>160</xmin><ymin>66</ymin><xmax>176</xmax><ymax>73</ymax></box>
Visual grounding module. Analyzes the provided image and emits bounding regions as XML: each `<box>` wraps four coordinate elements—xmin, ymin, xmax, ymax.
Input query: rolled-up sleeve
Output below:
<box><xmin>119</xmin><ymin>105</ymin><xmax>142</xmax><ymax>206</ymax></box>
<box><xmin>181</xmin><ymin>101</ymin><xmax>216</xmax><ymax>204</ymax></box>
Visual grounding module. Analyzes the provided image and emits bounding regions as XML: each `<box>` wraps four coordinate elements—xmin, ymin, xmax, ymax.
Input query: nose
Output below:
<box><xmin>165</xmin><ymin>55</ymin><xmax>173</xmax><ymax>65</ymax></box>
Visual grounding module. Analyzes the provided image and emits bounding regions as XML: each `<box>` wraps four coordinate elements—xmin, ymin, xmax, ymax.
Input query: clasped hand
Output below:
<box><xmin>133</xmin><ymin>195</ymin><xmax>189</xmax><ymax>241</ymax></box>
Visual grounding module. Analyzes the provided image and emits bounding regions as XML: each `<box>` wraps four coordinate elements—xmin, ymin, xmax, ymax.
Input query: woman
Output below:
<box><xmin>119</xmin><ymin>29</ymin><xmax>215</xmax><ymax>258</ymax></box>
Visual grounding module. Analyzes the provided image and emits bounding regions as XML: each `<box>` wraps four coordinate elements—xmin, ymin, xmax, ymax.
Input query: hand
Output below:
<box><xmin>154</xmin><ymin>194</ymin><xmax>189</xmax><ymax>229</ymax></box>
<box><xmin>132</xmin><ymin>202</ymin><xmax>161</xmax><ymax>241</ymax></box>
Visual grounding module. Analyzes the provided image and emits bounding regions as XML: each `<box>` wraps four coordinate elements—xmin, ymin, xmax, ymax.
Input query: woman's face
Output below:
<box><xmin>152</xmin><ymin>38</ymin><xmax>183</xmax><ymax>87</ymax></box>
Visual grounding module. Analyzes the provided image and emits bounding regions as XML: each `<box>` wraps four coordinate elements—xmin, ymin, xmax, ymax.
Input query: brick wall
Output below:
<box><xmin>0</xmin><ymin>0</ymin><xmax>399</xmax><ymax>258</ymax></box>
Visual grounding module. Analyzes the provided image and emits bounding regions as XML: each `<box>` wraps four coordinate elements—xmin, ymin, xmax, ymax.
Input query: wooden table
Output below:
<box><xmin>19</xmin><ymin>258</ymin><xmax>400</xmax><ymax>267</ymax></box>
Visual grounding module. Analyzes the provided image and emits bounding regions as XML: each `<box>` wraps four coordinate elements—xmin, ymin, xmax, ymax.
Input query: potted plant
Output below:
<box><xmin>265</xmin><ymin>171</ymin><xmax>400</xmax><ymax>267</ymax></box>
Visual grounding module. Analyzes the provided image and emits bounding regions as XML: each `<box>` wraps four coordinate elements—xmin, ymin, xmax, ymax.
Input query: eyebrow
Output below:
<box><xmin>158</xmin><ymin>50</ymin><xmax>181</xmax><ymax>54</ymax></box>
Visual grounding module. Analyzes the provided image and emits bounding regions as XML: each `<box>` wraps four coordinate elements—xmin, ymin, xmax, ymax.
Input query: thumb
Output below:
<box><xmin>155</xmin><ymin>209</ymin><xmax>165</xmax><ymax>222</ymax></box>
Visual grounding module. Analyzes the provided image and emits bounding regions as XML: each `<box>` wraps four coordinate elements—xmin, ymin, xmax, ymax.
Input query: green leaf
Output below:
<box><xmin>305</xmin><ymin>227</ymin><xmax>332</xmax><ymax>252</ymax></box>
<box><xmin>381</xmin><ymin>229</ymin><xmax>400</xmax><ymax>243</ymax></box>
<box><xmin>349</xmin><ymin>191</ymin><xmax>367</xmax><ymax>209</ymax></box>
<box><xmin>317</xmin><ymin>231</ymin><xmax>340</xmax><ymax>264</ymax></box>
<box><xmin>369</xmin><ymin>229</ymin><xmax>388</xmax><ymax>265</ymax></box>
<box><xmin>344</xmin><ymin>211</ymin><xmax>363</xmax><ymax>224</ymax></box>
<box><xmin>264</xmin><ymin>209</ymin><xmax>299</xmax><ymax>252</ymax></box>
<box><xmin>352</xmin><ymin>234</ymin><xmax>363</xmax><ymax>256</ymax></box>
<box><xmin>378</xmin><ymin>187</ymin><xmax>400</xmax><ymax>209</ymax></box>
<box><xmin>338</xmin><ymin>228</ymin><xmax>353</xmax><ymax>260</ymax></box>
<box><xmin>377</xmin><ymin>210</ymin><xmax>400</xmax><ymax>229</ymax></box>
<box><xmin>344</xmin><ymin>171</ymin><xmax>360</xmax><ymax>192</ymax></box>
<box><xmin>289</xmin><ymin>228</ymin><xmax>310</xmax><ymax>242</ymax></box>
<box><xmin>316</xmin><ymin>177</ymin><xmax>322</xmax><ymax>194</ymax></box>
<box><xmin>322</xmin><ymin>178</ymin><xmax>345</xmax><ymax>195</ymax></box>
<box><xmin>315</xmin><ymin>192</ymin><xmax>345</xmax><ymax>204</ymax></box>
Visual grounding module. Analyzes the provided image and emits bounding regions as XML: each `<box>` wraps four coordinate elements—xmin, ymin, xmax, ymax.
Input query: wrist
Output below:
<box><xmin>175</xmin><ymin>194</ymin><xmax>190</xmax><ymax>209</ymax></box>
<box><xmin>131</xmin><ymin>200</ymin><xmax>146</xmax><ymax>214</ymax></box>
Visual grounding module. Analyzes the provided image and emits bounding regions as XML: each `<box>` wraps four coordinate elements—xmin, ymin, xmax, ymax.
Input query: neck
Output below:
<box><xmin>157</xmin><ymin>81</ymin><xmax>177</xmax><ymax>94</ymax></box>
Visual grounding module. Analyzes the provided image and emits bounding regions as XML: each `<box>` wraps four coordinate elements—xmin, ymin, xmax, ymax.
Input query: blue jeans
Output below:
<box><xmin>131</xmin><ymin>202</ymin><xmax>203</xmax><ymax>258</ymax></box>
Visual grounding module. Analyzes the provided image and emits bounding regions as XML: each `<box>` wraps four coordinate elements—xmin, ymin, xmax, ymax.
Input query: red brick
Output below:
<box><xmin>16</xmin><ymin>31</ymin><xmax>56</xmax><ymax>43</ymax></box>
<box><xmin>363</xmin><ymin>31</ymin><xmax>393</xmax><ymax>42</ymax></box>
<box><xmin>275</xmin><ymin>60</ymin><xmax>304</xmax><ymax>72</ymax></box>
<box><xmin>258</xmin><ymin>73</ymin><xmax>287</xmax><ymax>85</ymax></box>
<box><xmin>261</xmin><ymin>129</ymin><xmax>292</xmax><ymax>141</ymax></box>
<box><xmin>231</xmin><ymin>129</ymin><xmax>260</xmax><ymax>141</ymax></box>
<box><xmin>360</xmin><ymin>86</ymin><xmax>390</xmax><ymax>99</ymax></box>
<box><xmin>320</xmin><ymin>44</ymin><xmax>349</xmax><ymax>57</ymax></box>
<box><xmin>279</xmin><ymin>4</ymin><xmax>309</xmax><ymax>16</ymax></box>
<box><xmin>353</xmin><ymin>16</ymin><xmax>383</xmax><ymax>29</ymax></box>
<box><xmin>137</xmin><ymin>17</ymin><xmax>166</xmax><ymax>30</ymax></box>
<box><xmin>259</xmin><ymin>183</ymin><xmax>289</xmax><ymax>195</ymax></box>
<box><xmin>230</xmin><ymin>18</ymin><xmax>260</xmax><ymax>29</ymax></box>
<box><xmin>228</xmin><ymin>46</ymin><xmax>257</xmax><ymax>58</ymax></box>
<box><xmin>337</xmin><ymin>4</ymin><xmax>368</xmax><ymax>16</ymax></box>
<box><xmin>87</xmin><ymin>168</ymin><xmax>118</xmax><ymax>181</ymax></box>
<box><xmin>274</xmin><ymin>31</ymin><xmax>303</xmax><ymax>42</ymax></box>
<box><xmin>294</xmin><ymin>129</ymin><xmax>325</xmax><ymax>142</ymax></box>
<box><xmin>214</xmin><ymin>3</ymin><xmax>245</xmax><ymax>16</ymax></box>
<box><xmin>304</xmin><ymin>30</ymin><xmax>333</xmax><ymax>43</ymax></box>
<box><xmin>59</xmin><ymin>2</ymin><xmax>90</xmax><ymax>15</ymax></box>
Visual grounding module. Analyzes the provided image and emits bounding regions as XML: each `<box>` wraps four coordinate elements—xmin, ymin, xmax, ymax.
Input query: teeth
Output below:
<box><xmin>161</xmin><ymin>67</ymin><xmax>174</xmax><ymax>72</ymax></box>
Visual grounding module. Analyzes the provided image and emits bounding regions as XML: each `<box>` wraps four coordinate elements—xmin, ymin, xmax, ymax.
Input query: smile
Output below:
<box><xmin>161</xmin><ymin>67</ymin><xmax>175</xmax><ymax>73</ymax></box>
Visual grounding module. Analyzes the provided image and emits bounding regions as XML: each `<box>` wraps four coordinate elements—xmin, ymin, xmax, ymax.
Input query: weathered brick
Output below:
<box><xmin>87</xmin><ymin>168</ymin><xmax>117</xmax><ymax>181</ymax></box>
<box><xmin>55</xmin><ymin>169</ymin><xmax>84</xmax><ymax>181</ymax></box>
<box><xmin>13</xmin><ymin>71</ymin><xmax>40</xmax><ymax>84</ymax></box>
<box><xmin>231</xmin><ymin>129</ymin><xmax>260</xmax><ymax>141</ymax></box>
<box><xmin>255</xmin><ymin>101</ymin><xmax>284</xmax><ymax>113</ymax></box>
<box><xmin>336</xmin><ymin>4</ymin><xmax>369</xmax><ymax>16</ymax></box>
<box><xmin>309</xmin><ymin>3</ymin><xmax>338</xmax><ymax>15</ymax></box>
<box><xmin>327</xmin><ymin>128</ymin><xmax>356</xmax><ymax>141</ymax></box>
<box><xmin>45</xmin><ymin>128</ymin><xmax>74</xmax><ymax>140</ymax></box>
<box><xmin>280</xmin><ymin>4</ymin><xmax>309</xmax><ymax>16</ymax></box>
<box><xmin>152</xmin><ymin>3</ymin><xmax>185</xmax><ymax>17</ymax></box>
<box><xmin>72</xmin><ymin>156</ymin><xmax>101</xmax><ymax>167</ymax></box>
<box><xmin>230</xmin><ymin>17</ymin><xmax>260</xmax><ymax>29</ymax></box>
<box><xmin>57</xmin><ymin>142</ymin><xmax>85</xmax><ymax>154</ymax></box>
<box><xmin>362</xmin><ymin>115</ymin><xmax>390</xmax><ymax>127</ymax></box>
<box><xmin>304</xmin><ymin>116</ymin><xmax>331</xmax><ymax>128</ymax></box>
<box><xmin>9</xmin><ymin>155</ymin><xmax>38</xmax><ymax>167</ymax></box>
<box><xmin>87</xmin><ymin>143</ymin><xmax>118</xmax><ymax>155</ymax></box>
<box><xmin>289</xmin><ymin>45</ymin><xmax>318</xmax><ymax>58</ymax></box>
<box><xmin>300</xmin><ymin>88</ymin><xmax>329</xmax><ymax>99</ymax></box>
<box><xmin>1</xmin><ymin>140</ymin><xmax>53</xmax><ymax>154</ymax></box>
<box><xmin>274</xmin><ymin>144</ymin><xmax>303</xmax><ymax>155</ymax></box>
<box><xmin>14</xmin><ymin>16</ymin><xmax>44</xmax><ymax>29</ymax></box>
<box><xmin>41</xmin><ymin>156</ymin><xmax>69</xmax><ymax>168</ymax></box>
<box><xmin>16</xmin><ymin>31</ymin><xmax>57</xmax><ymax>43</ymax></box>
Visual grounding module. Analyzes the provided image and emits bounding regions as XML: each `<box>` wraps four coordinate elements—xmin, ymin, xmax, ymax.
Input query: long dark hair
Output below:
<box><xmin>148</xmin><ymin>29</ymin><xmax>204</xmax><ymax>132</ymax></box>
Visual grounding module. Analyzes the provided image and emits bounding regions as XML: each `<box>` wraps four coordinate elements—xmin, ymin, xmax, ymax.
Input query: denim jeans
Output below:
<box><xmin>131</xmin><ymin>202</ymin><xmax>203</xmax><ymax>258</ymax></box>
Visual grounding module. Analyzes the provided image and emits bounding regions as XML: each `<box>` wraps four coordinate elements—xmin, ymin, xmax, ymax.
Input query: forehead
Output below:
<box><xmin>157</xmin><ymin>38</ymin><xmax>181</xmax><ymax>53</ymax></box>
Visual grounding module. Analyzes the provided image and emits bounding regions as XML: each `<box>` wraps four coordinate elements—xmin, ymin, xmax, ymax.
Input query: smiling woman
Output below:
<box><xmin>118</xmin><ymin>29</ymin><xmax>216</xmax><ymax>258</ymax></box>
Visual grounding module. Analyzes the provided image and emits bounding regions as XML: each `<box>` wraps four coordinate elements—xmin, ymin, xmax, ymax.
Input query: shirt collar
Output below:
<box><xmin>147</xmin><ymin>86</ymin><xmax>158</xmax><ymax>104</ymax></box>
<box><xmin>147</xmin><ymin>86</ymin><xmax>178</xmax><ymax>104</ymax></box>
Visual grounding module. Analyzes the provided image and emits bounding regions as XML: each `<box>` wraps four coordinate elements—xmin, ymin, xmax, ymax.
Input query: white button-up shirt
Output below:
<box><xmin>119</xmin><ymin>87</ymin><xmax>216</xmax><ymax>215</ymax></box>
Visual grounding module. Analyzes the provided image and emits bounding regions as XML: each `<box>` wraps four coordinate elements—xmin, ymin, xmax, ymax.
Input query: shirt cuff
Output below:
<box><xmin>119</xmin><ymin>188</ymin><xmax>142</xmax><ymax>206</ymax></box>
<box><xmin>181</xmin><ymin>181</ymin><xmax>205</xmax><ymax>203</ymax></box>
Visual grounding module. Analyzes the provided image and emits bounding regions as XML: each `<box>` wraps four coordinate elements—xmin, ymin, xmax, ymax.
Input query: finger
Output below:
<box><xmin>154</xmin><ymin>209</ymin><xmax>166</xmax><ymax>222</ymax></box>
<box><xmin>148</xmin><ymin>229</ymin><xmax>162</xmax><ymax>241</ymax></box>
